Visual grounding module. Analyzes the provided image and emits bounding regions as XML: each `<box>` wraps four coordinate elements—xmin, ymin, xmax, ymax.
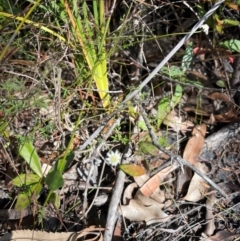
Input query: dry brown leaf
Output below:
<box><xmin>183</xmin><ymin>124</ymin><xmax>207</xmax><ymax>165</ymax></box>
<box><xmin>140</xmin><ymin>162</ymin><xmax>178</xmax><ymax>197</ymax></box>
<box><xmin>0</xmin><ymin>226</ymin><xmax>104</xmax><ymax>241</ymax></box>
<box><xmin>183</xmin><ymin>163</ymin><xmax>209</xmax><ymax>202</ymax></box>
<box><xmin>119</xmin><ymin>190</ymin><xmax>171</xmax><ymax>225</ymax></box>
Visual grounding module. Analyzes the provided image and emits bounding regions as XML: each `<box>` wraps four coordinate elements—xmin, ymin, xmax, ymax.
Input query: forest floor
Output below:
<box><xmin>1</xmin><ymin>0</ymin><xmax>240</xmax><ymax>240</ymax></box>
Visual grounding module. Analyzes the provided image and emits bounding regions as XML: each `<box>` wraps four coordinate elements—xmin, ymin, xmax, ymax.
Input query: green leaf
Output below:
<box><xmin>157</xmin><ymin>85</ymin><xmax>182</xmax><ymax>127</ymax></box>
<box><xmin>222</xmin><ymin>19</ymin><xmax>239</xmax><ymax>27</ymax></box>
<box><xmin>160</xmin><ymin>66</ymin><xmax>184</xmax><ymax>78</ymax></box>
<box><xmin>15</xmin><ymin>183</ymin><xmax>42</xmax><ymax>210</ymax></box>
<box><xmin>19</xmin><ymin>141</ymin><xmax>42</xmax><ymax>177</ymax></box>
<box><xmin>48</xmin><ymin>192</ymin><xmax>60</xmax><ymax>211</ymax></box>
<box><xmin>216</xmin><ymin>80</ymin><xmax>226</xmax><ymax>88</ymax></box>
<box><xmin>137</xmin><ymin>120</ymin><xmax>148</xmax><ymax>131</ymax></box>
<box><xmin>45</xmin><ymin>169</ymin><xmax>64</xmax><ymax>191</ymax></box>
<box><xmin>15</xmin><ymin>192</ymin><xmax>30</xmax><ymax>211</ymax></box>
<box><xmin>119</xmin><ymin>164</ymin><xmax>146</xmax><ymax>177</ymax></box>
<box><xmin>220</xmin><ymin>39</ymin><xmax>240</xmax><ymax>52</ymax></box>
<box><xmin>12</xmin><ymin>173</ymin><xmax>41</xmax><ymax>187</ymax></box>
<box><xmin>182</xmin><ymin>41</ymin><xmax>193</xmax><ymax>72</ymax></box>
<box><xmin>139</xmin><ymin>141</ymin><xmax>159</xmax><ymax>155</ymax></box>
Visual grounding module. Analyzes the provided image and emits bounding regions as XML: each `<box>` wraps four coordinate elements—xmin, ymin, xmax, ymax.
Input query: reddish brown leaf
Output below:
<box><xmin>140</xmin><ymin>162</ymin><xmax>178</xmax><ymax>197</ymax></box>
<box><xmin>183</xmin><ymin>124</ymin><xmax>207</xmax><ymax>165</ymax></box>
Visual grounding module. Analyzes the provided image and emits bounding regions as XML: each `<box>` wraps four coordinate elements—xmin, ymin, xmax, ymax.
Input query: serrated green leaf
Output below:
<box><xmin>45</xmin><ymin>169</ymin><xmax>64</xmax><ymax>191</ymax></box>
<box><xmin>139</xmin><ymin>141</ymin><xmax>159</xmax><ymax>155</ymax></box>
<box><xmin>119</xmin><ymin>164</ymin><xmax>146</xmax><ymax>177</ymax></box>
<box><xmin>19</xmin><ymin>141</ymin><xmax>42</xmax><ymax>177</ymax></box>
<box><xmin>48</xmin><ymin>192</ymin><xmax>60</xmax><ymax>211</ymax></box>
<box><xmin>220</xmin><ymin>39</ymin><xmax>240</xmax><ymax>52</ymax></box>
<box><xmin>12</xmin><ymin>173</ymin><xmax>41</xmax><ymax>187</ymax></box>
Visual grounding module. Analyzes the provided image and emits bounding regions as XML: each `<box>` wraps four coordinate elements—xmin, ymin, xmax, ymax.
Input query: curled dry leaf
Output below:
<box><xmin>140</xmin><ymin>162</ymin><xmax>179</xmax><ymax>197</ymax></box>
<box><xmin>183</xmin><ymin>124</ymin><xmax>207</xmax><ymax>165</ymax></box>
<box><xmin>122</xmin><ymin>182</ymin><xmax>138</xmax><ymax>205</ymax></box>
<box><xmin>183</xmin><ymin>162</ymin><xmax>210</xmax><ymax>202</ymax></box>
<box><xmin>119</xmin><ymin>190</ymin><xmax>171</xmax><ymax>225</ymax></box>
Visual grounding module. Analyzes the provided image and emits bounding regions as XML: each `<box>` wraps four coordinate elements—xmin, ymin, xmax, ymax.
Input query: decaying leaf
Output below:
<box><xmin>119</xmin><ymin>190</ymin><xmax>171</xmax><ymax>225</ymax></box>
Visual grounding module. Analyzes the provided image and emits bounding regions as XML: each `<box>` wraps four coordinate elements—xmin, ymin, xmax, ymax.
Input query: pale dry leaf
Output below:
<box><xmin>150</xmin><ymin>188</ymin><xmax>166</xmax><ymax>204</ymax></box>
<box><xmin>122</xmin><ymin>182</ymin><xmax>138</xmax><ymax>205</ymax></box>
<box><xmin>204</xmin><ymin>193</ymin><xmax>217</xmax><ymax>236</ymax></box>
<box><xmin>0</xmin><ymin>226</ymin><xmax>104</xmax><ymax>241</ymax></box>
<box><xmin>140</xmin><ymin>162</ymin><xmax>178</xmax><ymax>197</ymax></box>
<box><xmin>183</xmin><ymin>163</ymin><xmax>210</xmax><ymax>202</ymax></box>
<box><xmin>119</xmin><ymin>190</ymin><xmax>171</xmax><ymax>225</ymax></box>
<box><xmin>134</xmin><ymin>189</ymin><xmax>162</xmax><ymax>206</ymax></box>
<box><xmin>183</xmin><ymin>124</ymin><xmax>207</xmax><ymax>165</ymax></box>
<box><xmin>202</xmin><ymin>230</ymin><xmax>235</xmax><ymax>241</ymax></box>
<box><xmin>134</xmin><ymin>173</ymin><xmax>150</xmax><ymax>187</ymax></box>
<box><xmin>163</xmin><ymin>110</ymin><xmax>194</xmax><ymax>134</ymax></box>
<box><xmin>119</xmin><ymin>199</ymin><xmax>170</xmax><ymax>225</ymax></box>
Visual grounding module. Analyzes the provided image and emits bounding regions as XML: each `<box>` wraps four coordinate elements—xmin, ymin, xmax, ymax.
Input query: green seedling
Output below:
<box><xmin>220</xmin><ymin>39</ymin><xmax>240</xmax><ymax>53</ymax></box>
<box><xmin>11</xmin><ymin>141</ymin><xmax>65</xmax><ymax>210</ymax></box>
<box><xmin>157</xmin><ymin>84</ymin><xmax>183</xmax><ymax>128</ymax></box>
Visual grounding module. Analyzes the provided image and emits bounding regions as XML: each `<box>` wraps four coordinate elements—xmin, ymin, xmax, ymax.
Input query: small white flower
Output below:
<box><xmin>106</xmin><ymin>150</ymin><xmax>121</xmax><ymax>166</ymax></box>
<box><xmin>201</xmin><ymin>24</ymin><xmax>209</xmax><ymax>35</ymax></box>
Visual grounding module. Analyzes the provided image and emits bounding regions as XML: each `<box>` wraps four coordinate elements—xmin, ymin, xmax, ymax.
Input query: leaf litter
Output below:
<box><xmin>1</xmin><ymin>1</ymin><xmax>240</xmax><ymax>241</ymax></box>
